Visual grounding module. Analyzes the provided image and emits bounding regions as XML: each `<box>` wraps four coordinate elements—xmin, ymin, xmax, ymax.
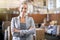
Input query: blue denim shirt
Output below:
<box><xmin>47</xmin><ymin>25</ymin><xmax>57</xmax><ymax>34</ymax></box>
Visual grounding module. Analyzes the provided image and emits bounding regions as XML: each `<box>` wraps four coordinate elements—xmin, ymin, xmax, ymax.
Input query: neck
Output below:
<box><xmin>21</xmin><ymin>16</ymin><xmax>25</xmax><ymax>18</ymax></box>
<box><xmin>20</xmin><ymin>12</ymin><xmax>26</xmax><ymax>17</ymax></box>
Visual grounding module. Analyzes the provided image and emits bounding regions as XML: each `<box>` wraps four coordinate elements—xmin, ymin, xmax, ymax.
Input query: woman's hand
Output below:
<box><xmin>13</xmin><ymin>28</ymin><xmax>20</xmax><ymax>32</ymax></box>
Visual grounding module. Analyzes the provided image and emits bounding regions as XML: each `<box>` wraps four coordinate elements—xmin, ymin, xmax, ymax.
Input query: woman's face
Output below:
<box><xmin>21</xmin><ymin>4</ymin><xmax>28</xmax><ymax>14</ymax></box>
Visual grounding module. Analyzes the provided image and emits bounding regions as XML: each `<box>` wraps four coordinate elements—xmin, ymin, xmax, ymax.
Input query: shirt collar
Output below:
<box><xmin>18</xmin><ymin>14</ymin><xmax>28</xmax><ymax>19</ymax></box>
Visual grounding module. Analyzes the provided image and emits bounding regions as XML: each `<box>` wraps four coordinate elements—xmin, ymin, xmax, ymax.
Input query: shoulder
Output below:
<box><xmin>28</xmin><ymin>17</ymin><xmax>34</xmax><ymax>22</ymax></box>
<box><xmin>11</xmin><ymin>17</ymin><xmax>18</xmax><ymax>21</ymax></box>
<box><xmin>28</xmin><ymin>17</ymin><xmax>34</xmax><ymax>20</ymax></box>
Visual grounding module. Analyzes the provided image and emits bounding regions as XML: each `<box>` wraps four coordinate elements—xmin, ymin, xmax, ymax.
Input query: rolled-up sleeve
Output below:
<box><xmin>20</xmin><ymin>17</ymin><xmax>36</xmax><ymax>36</ymax></box>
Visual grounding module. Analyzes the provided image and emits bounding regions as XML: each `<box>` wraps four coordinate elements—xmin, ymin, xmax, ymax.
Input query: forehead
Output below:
<box><xmin>20</xmin><ymin>4</ymin><xmax>28</xmax><ymax>8</ymax></box>
<box><xmin>23</xmin><ymin>4</ymin><xmax>27</xmax><ymax>8</ymax></box>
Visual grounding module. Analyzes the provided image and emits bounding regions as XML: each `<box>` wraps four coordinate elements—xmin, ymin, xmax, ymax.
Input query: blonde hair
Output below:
<box><xmin>22</xmin><ymin>2</ymin><xmax>27</xmax><ymax>5</ymax></box>
<box><xmin>50</xmin><ymin>20</ymin><xmax>57</xmax><ymax>25</ymax></box>
<box><xmin>19</xmin><ymin>2</ymin><xmax>28</xmax><ymax>12</ymax></box>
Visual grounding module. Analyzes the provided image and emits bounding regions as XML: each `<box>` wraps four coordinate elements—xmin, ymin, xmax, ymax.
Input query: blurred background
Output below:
<box><xmin>0</xmin><ymin>0</ymin><xmax>60</xmax><ymax>40</ymax></box>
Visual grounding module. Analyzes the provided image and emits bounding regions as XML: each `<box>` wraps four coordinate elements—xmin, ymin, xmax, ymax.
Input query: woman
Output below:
<box><xmin>11</xmin><ymin>2</ymin><xmax>36</xmax><ymax>40</ymax></box>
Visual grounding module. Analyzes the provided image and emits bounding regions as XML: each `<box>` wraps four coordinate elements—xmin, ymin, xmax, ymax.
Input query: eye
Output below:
<box><xmin>22</xmin><ymin>7</ymin><xmax>27</xmax><ymax>9</ymax></box>
<box><xmin>24</xmin><ymin>8</ymin><xmax>27</xmax><ymax>9</ymax></box>
<box><xmin>25</xmin><ymin>8</ymin><xmax>27</xmax><ymax>9</ymax></box>
<box><xmin>22</xmin><ymin>8</ymin><xmax>23</xmax><ymax>9</ymax></box>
